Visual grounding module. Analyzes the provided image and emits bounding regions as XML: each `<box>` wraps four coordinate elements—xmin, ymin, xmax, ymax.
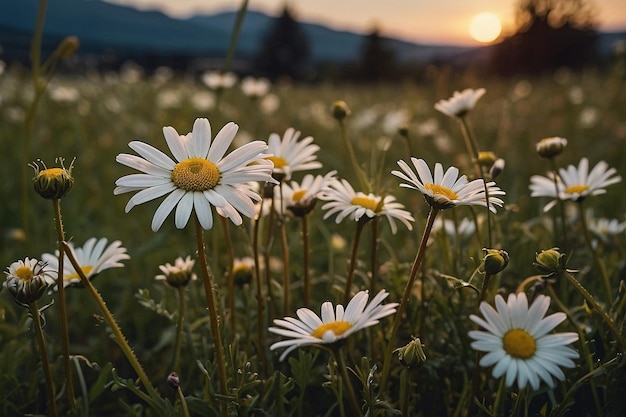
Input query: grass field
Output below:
<box><xmin>1</xmin><ymin>51</ymin><xmax>626</xmax><ymax>416</ymax></box>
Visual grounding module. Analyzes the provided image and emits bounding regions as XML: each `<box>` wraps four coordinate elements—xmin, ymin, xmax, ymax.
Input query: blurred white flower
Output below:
<box><xmin>202</xmin><ymin>70</ymin><xmax>237</xmax><ymax>90</ymax></box>
<box><xmin>435</xmin><ymin>88</ymin><xmax>486</xmax><ymax>118</ymax></box>
<box><xmin>241</xmin><ymin>76</ymin><xmax>271</xmax><ymax>98</ymax></box>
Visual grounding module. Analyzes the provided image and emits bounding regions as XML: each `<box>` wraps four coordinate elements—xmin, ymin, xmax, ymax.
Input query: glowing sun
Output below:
<box><xmin>469</xmin><ymin>12</ymin><xmax>502</xmax><ymax>43</ymax></box>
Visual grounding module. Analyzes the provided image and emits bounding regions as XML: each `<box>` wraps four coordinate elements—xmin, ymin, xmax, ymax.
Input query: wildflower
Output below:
<box><xmin>533</xmin><ymin>248</ymin><xmax>566</xmax><ymax>278</ymax></box>
<box><xmin>320</xmin><ymin>178</ymin><xmax>414</xmax><ymax>234</ymax></box>
<box><xmin>392</xmin><ymin>158</ymin><xmax>505</xmax><ymax>212</ymax></box>
<box><xmin>202</xmin><ymin>70</ymin><xmax>237</xmax><ymax>91</ymax></box>
<box><xmin>434</xmin><ymin>88</ymin><xmax>486</xmax><ymax>118</ymax></box>
<box><xmin>394</xmin><ymin>337</ymin><xmax>427</xmax><ymax>368</ymax></box>
<box><xmin>4</xmin><ymin>258</ymin><xmax>55</xmax><ymax>305</ymax></box>
<box><xmin>331</xmin><ymin>100</ymin><xmax>351</xmax><ymax>120</ymax></box>
<box><xmin>42</xmin><ymin>238</ymin><xmax>129</xmax><ymax>288</ymax></box>
<box><xmin>30</xmin><ymin>158</ymin><xmax>74</xmax><ymax>200</ymax></box>
<box><xmin>587</xmin><ymin>215</ymin><xmax>626</xmax><ymax>242</ymax></box>
<box><xmin>277</xmin><ymin>171</ymin><xmax>336</xmax><ymax>217</ymax></box>
<box><xmin>114</xmin><ymin>118</ymin><xmax>275</xmax><ymax>231</ymax></box>
<box><xmin>536</xmin><ymin>137</ymin><xmax>568</xmax><ymax>159</ymax></box>
<box><xmin>469</xmin><ymin>292</ymin><xmax>579</xmax><ymax>390</ymax></box>
<box><xmin>530</xmin><ymin>157</ymin><xmax>622</xmax><ymax>212</ymax></box>
<box><xmin>269</xmin><ymin>289</ymin><xmax>397</xmax><ymax>361</ymax></box>
<box><xmin>240</xmin><ymin>76</ymin><xmax>271</xmax><ymax>98</ymax></box>
<box><xmin>266</xmin><ymin>128</ymin><xmax>322</xmax><ymax>181</ymax></box>
<box><xmin>155</xmin><ymin>256</ymin><xmax>197</xmax><ymax>288</ymax></box>
<box><xmin>482</xmin><ymin>248</ymin><xmax>509</xmax><ymax>275</ymax></box>
<box><xmin>232</xmin><ymin>257</ymin><xmax>255</xmax><ymax>286</ymax></box>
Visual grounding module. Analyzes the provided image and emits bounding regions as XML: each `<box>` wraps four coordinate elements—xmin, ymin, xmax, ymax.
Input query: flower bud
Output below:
<box><xmin>536</xmin><ymin>137</ymin><xmax>567</xmax><ymax>159</ymax></box>
<box><xmin>397</xmin><ymin>125</ymin><xmax>409</xmax><ymax>138</ymax></box>
<box><xmin>394</xmin><ymin>337</ymin><xmax>426</xmax><ymax>368</ymax></box>
<box><xmin>232</xmin><ymin>258</ymin><xmax>255</xmax><ymax>286</ymax></box>
<box><xmin>167</xmin><ymin>372</ymin><xmax>180</xmax><ymax>389</ymax></box>
<box><xmin>489</xmin><ymin>158</ymin><xmax>505</xmax><ymax>180</ymax></box>
<box><xmin>58</xmin><ymin>36</ymin><xmax>80</xmax><ymax>58</ymax></box>
<box><xmin>31</xmin><ymin>158</ymin><xmax>74</xmax><ymax>200</ymax></box>
<box><xmin>534</xmin><ymin>248</ymin><xmax>565</xmax><ymax>275</ymax></box>
<box><xmin>482</xmin><ymin>248</ymin><xmax>509</xmax><ymax>275</ymax></box>
<box><xmin>331</xmin><ymin>100</ymin><xmax>351</xmax><ymax>120</ymax></box>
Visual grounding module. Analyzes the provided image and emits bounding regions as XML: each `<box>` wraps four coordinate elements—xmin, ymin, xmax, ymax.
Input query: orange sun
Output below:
<box><xmin>469</xmin><ymin>12</ymin><xmax>502</xmax><ymax>43</ymax></box>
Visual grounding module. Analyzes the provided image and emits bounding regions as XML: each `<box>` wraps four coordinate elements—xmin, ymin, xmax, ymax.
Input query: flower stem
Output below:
<box><xmin>301</xmin><ymin>214</ymin><xmax>311</xmax><ymax>306</ymax></box>
<box><xmin>338</xmin><ymin>117</ymin><xmax>370</xmax><ymax>193</ymax></box>
<box><xmin>562</xmin><ymin>268</ymin><xmax>626</xmax><ymax>349</ymax></box>
<box><xmin>220</xmin><ymin>216</ymin><xmax>236</xmax><ymax>335</ymax></box>
<box><xmin>51</xmin><ymin>198</ymin><xmax>76</xmax><ymax>407</ymax></box>
<box><xmin>344</xmin><ymin>220</ymin><xmax>366</xmax><ymax>305</ymax></box>
<box><xmin>176</xmin><ymin>385</ymin><xmax>191</xmax><ymax>417</ymax></box>
<box><xmin>578</xmin><ymin>203</ymin><xmax>613</xmax><ymax>307</ymax></box>
<box><xmin>279</xmin><ymin>217</ymin><xmax>291</xmax><ymax>315</ymax></box>
<box><xmin>333</xmin><ymin>348</ymin><xmax>363</xmax><ymax>417</ymax></box>
<box><xmin>193</xmin><ymin>215</ymin><xmax>229</xmax><ymax>413</ymax></box>
<box><xmin>369</xmin><ymin>218</ymin><xmax>380</xmax><ymax>296</ymax></box>
<box><xmin>380</xmin><ymin>207</ymin><xmax>439</xmax><ymax>393</ymax></box>
<box><xmin>252</xmin><ymin>196</ymin><xmax>268</xmax><ymax>375</ymax></box>
<box><xmin>173</xmin><ymin>287</ymin><xmax>186</xmax><ymax>375</ymax></box>
<box><xmin>549</xmin><ymin>158</ymin><xmax>569</xmax><ymax>253</ymax></box>
<box><xmin>28</xmin><ymin>301</ymin><xmax>58</xmax><ymax>417</ymax></box>
<box><xmin>492</xmin><ymin>376</ymin><xmax>507</xmax><ymax>417</ymax></box>
<box><xmin>60</xmin><ymin>241</ymin><xmax>161</xmax><ymax>404</ymax></box>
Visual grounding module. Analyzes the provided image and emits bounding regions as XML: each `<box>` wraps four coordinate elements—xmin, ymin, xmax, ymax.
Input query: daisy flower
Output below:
<box><xmin>276</xmin><ymin>171</ymin><xmax>337</xmax><ymax>217</ymax></box>
<box><xmin>320</xmin><ymin>178</ymin><xmax>415</xmax><ymax>234</ymax></box>
<box><xmin>240</xmin><ymin>76</ymin><xmax>271</xmax><ymax>98</ymax></box>
<box><xmin>202</xmin><ymin>70</ymin><xmax>237</xmax><ymax>91</ymax></box>
<box><xmin>266</xmin><ymin>127</ymin><xmax>322</xmax><ymax>180</ymax></box>
<box><xmin>4</xmin><ymin>257</ymin><xmax>56</xmax><ymax>305</ymax></box>
<box><xmin>114</xmin><ymin>118</ymin><xmax>275</xmax><ymax>231</ymax></box>
<box><xmin>269</xmin><ymin>289</ymin><xmax>397</xmax><ymax>361</ymax></box>
<box><xmin>469</xmin><ymin>292</ymin><xmax>579</xmax><ymax>390</ymax></box>
<box><xmin>530</xmin><ymin>157</ymin><xmax>622</xmax><ymax>212</ymax></box>
<box><xmin>392</xmin><ymin>158</ymin><xmax>505</xmax><ymax>212</ymax></box>
<box><xmin>155</xmin><ymin>255</ymin><xmax>197</xmax><ymax>288</ymax></box>
<box><xmin>434</xmin><ymin>88</ymin><xmax>486</xmax><ymax>118</ymax></box>
<box><xmin>42</xmin><ymin>238</ymin><xmax>130</xmax><ymax>288</ymax></box>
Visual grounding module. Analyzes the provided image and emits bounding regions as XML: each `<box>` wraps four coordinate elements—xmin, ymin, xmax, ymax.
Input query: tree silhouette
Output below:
<box><xmin>254</xmin><ymin>5</ymin><xmax>311</xmax><ymax>82</ymax></box>
<box><xmin>355</xmin><ymin>27</ymin><xmax>398</xmax><ymax>82</ymax></box>
<box><xmin>491</xmin><ymin>0</ymin><xmax>598</xmax><ymax>76</ymax></box>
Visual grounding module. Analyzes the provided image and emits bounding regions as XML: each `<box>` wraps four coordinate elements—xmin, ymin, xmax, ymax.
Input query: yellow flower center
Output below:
<box><xmin>503</xmin><ymin>329</ymin><xmax>536</xmax><ymax>359</ymax></box>
<box><xmin>351</xmin><ymin>196</ymin><xmax>380</xmax><ymax>212</ymax></box>
<box><xmin>292</xmin><ymin>189</ymin><xmax>307</xmax><ymax>202</ymax></box>
<box><xmin>424</xmin><ymin>183</ymin><xmax>458</xmax><ymax>200</ymax></box>
<box><xmin>15</xmin><ymin>266</ymin><xmax>34</xmax><ymax>282</ymax></box>
<box><xmin>65</xmin><ymin>265</ymin><xmax>94</xmax><ymax>282</ymax></box>
<box><xmin>171</xmin><ymin>158</ymin><xmax>220</xmax><ymax>192</ymax></box>
<box><xmin>42</xmin><ymin>167</ymin><xmax>65</xmax><ymax>179</ymax></box>
<box><xmin>267</xmin><ymin>156</ymin><xmax>288</xmax><ymax>169</ymax></box>
<box><xmin>565</xmin><ymin>184</ymin><xmax>589</xmax><ymax>194</ymax></box>
<box><xmin>311</xmin><ymin>321</ymin><xmax>352</xmax><ymax>339</ymax></box>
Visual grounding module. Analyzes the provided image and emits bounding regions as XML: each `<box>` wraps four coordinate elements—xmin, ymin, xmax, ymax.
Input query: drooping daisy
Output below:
<box><xmin>4</xmin><ymin>257</ymin><xmax>56</xmax><ymax>305</ymax></box>
<box><xmin>392</xmin><ymin>158</ymin><xmax>505</xmax><ymax>212</ymax></box>
<box><xmin>42</xmin><ymin>238</ymin><xmax>130</xmax><ymax>288</ymax></box>
<box><xmin>276</xmin><ymin>171</ymin><xmax>337</xmax><ymax>217</ymax></box>
<box><xmin>320</xmin><ymin>178</ymin><xmax>415</xmax><ymax>234</ymax></box>
<box><xmin>155</xmin><ymin>255</ymin><xmax>197</xmax><ymax>288</ymax></box>
<box><xmin>266</xmin><ymin>127</ymin><xmax>322</xmax><ymax>180</ymax></box>
<box><xmin>269</xmin><ymin>289</ymin><xmax>398</xmax><ymax>361</ymax></box>
<box><xmin>434</xmin><ymin>88</ymin><xmax>486</xmax><ymax>118</ymax></box>
<box><xmin>469</xmin><ymin>292</ymin><xmax>579</xmax><ymax>390</ymax></box>
<box><xmin>530</xmin><ymin>157</ymin><xmax>622</xmax><ymax>212</ymax></box>
<box><xmin>114</xmin><ymin>118</ymin><xmax>275</xmax><ymax>231</ymax></box>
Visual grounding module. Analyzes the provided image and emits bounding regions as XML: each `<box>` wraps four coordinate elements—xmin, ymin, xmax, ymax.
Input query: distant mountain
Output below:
<box><xmin>0</xmin><ymin>0</ymin><xmax>472</xmax><ymax>69</ymax></box>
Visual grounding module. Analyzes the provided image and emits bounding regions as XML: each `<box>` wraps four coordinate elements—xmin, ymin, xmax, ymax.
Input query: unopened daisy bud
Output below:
<box><xmin>4</xmin><ymin>258</ymin><xmax>55</xmax><ymax>306</ymax></box>
<box><xmin>489</xmin><ymin>158</ymin><xmax>505</xmax><ymax>180</ymax></box>
<box><xmin>58</xmin><ymin>36</ymin><xmax>80</xmax><ymax>58</ymax></box>
<box><xmin>167</xmin><ymin>372</ymin><xmax>180</xmax><ymax>389</ymax></box>
<box><xmin>477</xmin><ymin>151</ymin><xmax>497</xmax><ymax>168</ymax></box>
<box><xmin>534</xmin><ymin>248</ymin><xmax>565</xmax><ymax>275</ymax></box>
<box><xmin>394</xmin><ymin>337</ymin><xmax>426</xmax><ymax>368</ymax></box>
<box><xmin>482</xmin><ymin>248</ymin><xmax>509</xmax><ymax>275</ymax></box>
<box><xmin>536</xmin><ymin>137</ymin><xmax>568</xmax><ymax>159</ymax></box>
<box><xmin>331</xmin><ymin>100</ymin><xmax>351</xmax><ymax>120</ymax></box>
<box><xmin>398</xmin><ymin>125</ymin><xmax>409</xmax><ymax>138</ymax></box>
<box><xmin>30</xmin><ymin>158</ymin><xmax>74</xmax><ymax>200</ymax></box>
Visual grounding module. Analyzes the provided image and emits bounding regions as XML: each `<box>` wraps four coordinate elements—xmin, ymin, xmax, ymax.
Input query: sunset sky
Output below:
<box><xmin>105</xmin><ymin>0</ymin><xmax>626</xmax><ymax>46</ymax></box>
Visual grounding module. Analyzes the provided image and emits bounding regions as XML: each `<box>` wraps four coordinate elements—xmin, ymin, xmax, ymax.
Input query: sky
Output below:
<box><xmin>105</xmin><ymin>0</ymin><xmax>626</xmax><ymax>46</ymax></box>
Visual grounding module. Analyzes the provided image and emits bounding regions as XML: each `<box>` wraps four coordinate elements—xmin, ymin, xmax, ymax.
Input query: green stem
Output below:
<box><xmin>338</xmin><ymin>118</ymin><xmax>370</xmax><ymax>193</ymax></box>
<box><xmin>279</xmin><ymin>217</ymin><xmax>290</xmax><ymax>315</ymax></box>
<box><xmin>193</xmin><ymin>215</ymin><xmax>229</xmax><ymax>414</ymax></box>
<box><xmin>562</xmin><ymin>269</ymin><xmax>626</xmax><ymax>349</ymax></box>
<box><xmin>29</xmin><ymin>301</ymin><xmax>58</xmax><ymax>417</ymax></box>
<box><xmin>578</xmin><ymin>203</ymin><xmax>613</xmax><ymax>307</ymax></box>
<box><xmin>223</xmin><ymin>0</ymin><xmax>248</xmax><ymax>73</ymax></box>
<box><xmin>51</xmin><ymin>199</ymin><xmax>76</xmax><ymax>407</ymax></box>
<box><xmin>252</xmin><ymin>195</ymin><xmax>268</xmax><ymax>375</ymax></box>
<box><xmin>344</xmin><ymin>220</ymin><xmax>366</xmax><ymax>305</ymax></box>
<box><xmin>301</xmin><ymin>214</ymin><xmax>311</xmax><ymax>306</ymax></box>
<box><xmin>333</xmin><ymin>348</ymin><xmax>363</xmax><ymax>417</ymax></box>
<box><xmin>492</xmin><ymin>376</ymin><xmax>507</xmax><ymax>417</ymax></box>
<box><xmin>369</xmin><ymin>218</ymin><xmax>380</xmax><ymax>296</ymax></box>
<box><xmin>220</xmin><ymin>216</ymin><xmax>236</xmax><ymax>335</ymax></box>
<box><xmin>60</xmin><ymin>241</ymin><xmax>161</xmax><ymax>404</ymax></box>
<box><xmin>176</xmin><ymin>385</ymin><xmax>191</xmax><ymax>417</ymax></box>
<box><xmin>380</xmin><ymin>207</ymin><xmax>439</xmax><ymax>393</ymax></box>
<box><xmin>549</xmin><ymin>158</ymin><xmax>569</xmax><ymax>253</ymax></box>
<box><xmin>173</xmin><ymin>287</ymin><xmax>186</xmax><ymax>375</ymax></box>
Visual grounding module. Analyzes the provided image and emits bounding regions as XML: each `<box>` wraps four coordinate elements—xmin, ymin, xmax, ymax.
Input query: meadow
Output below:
<box><xmin>1</xmin><ymin>43</ymin><xmax>626</xmax><ymax>416</ymax></box>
